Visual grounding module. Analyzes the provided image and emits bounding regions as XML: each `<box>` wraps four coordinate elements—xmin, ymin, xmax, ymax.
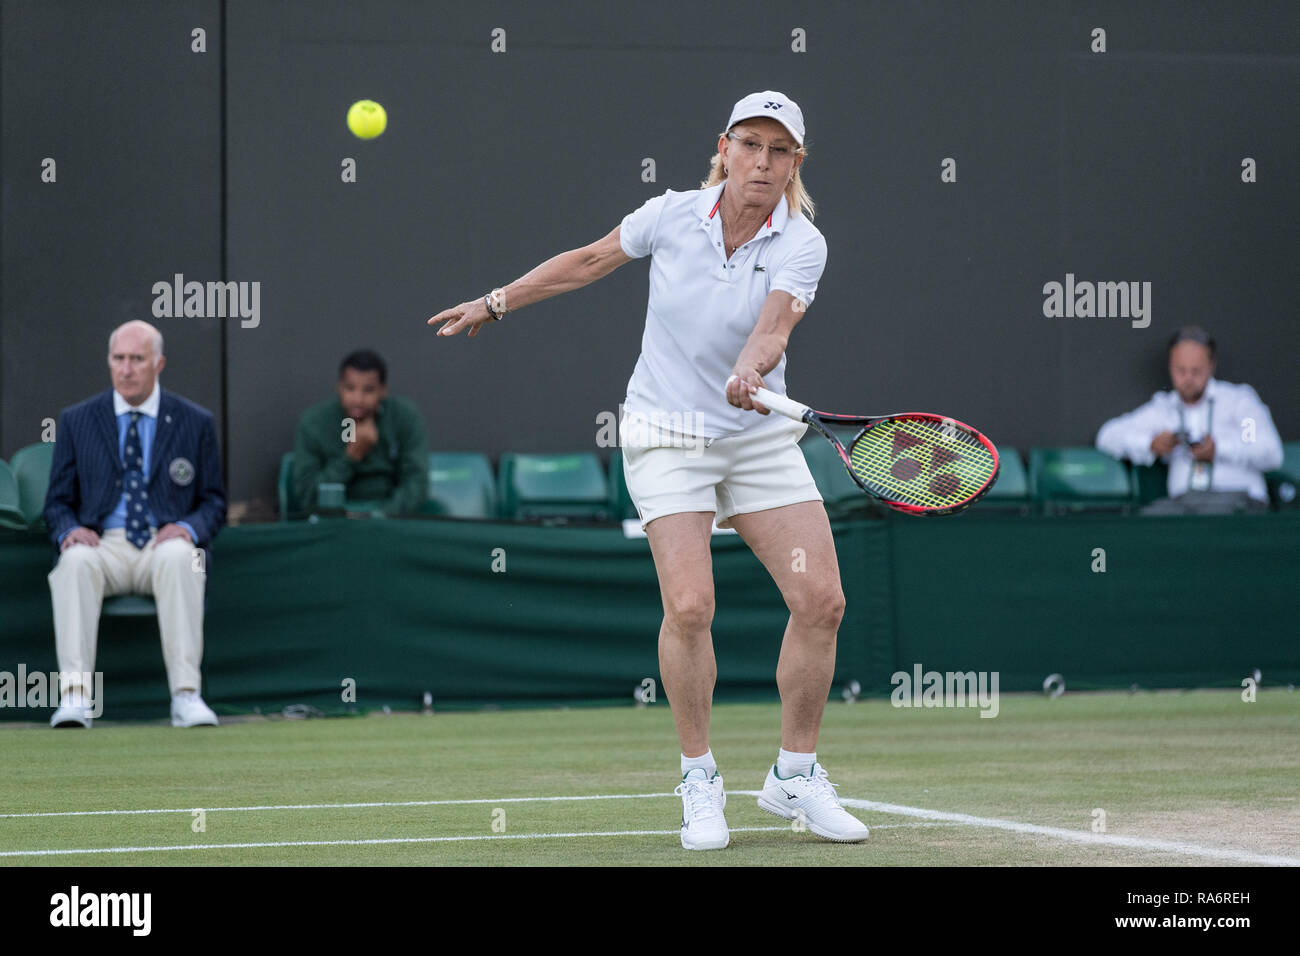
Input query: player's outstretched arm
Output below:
<box><xmin>429</xmin><ymin>226</ymin><xmax>632</xmax><ymax>338</ymax></box>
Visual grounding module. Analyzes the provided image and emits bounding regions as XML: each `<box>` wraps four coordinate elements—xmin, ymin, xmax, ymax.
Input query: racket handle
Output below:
<box><xmin>725</xmin><ymin>376</ymin><xmax>811</xmax><ymax>422</ymax></box>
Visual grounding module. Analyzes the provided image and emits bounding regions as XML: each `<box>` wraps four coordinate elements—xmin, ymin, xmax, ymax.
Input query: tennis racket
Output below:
<box><xmin>727</xmin><ymin>378</ymin><xmax>1000</xmax><ymax>516</ymax></box>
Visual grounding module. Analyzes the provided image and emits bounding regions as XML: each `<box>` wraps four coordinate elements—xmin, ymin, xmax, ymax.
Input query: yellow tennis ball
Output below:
<box><xmin>347</xmin><ymin>100</ymin><xmax>387</xmax><ymax>140</ymax></box>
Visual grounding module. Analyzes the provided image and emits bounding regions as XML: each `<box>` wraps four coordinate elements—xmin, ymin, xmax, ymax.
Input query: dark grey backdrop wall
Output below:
<box><xmin>1</xmin><ymin>0</ymin><xmax>223</xmax><ymax>472</ymax></box>
<box><xmin>4</xmin><ymin>1</ymin><xmax>1298</xmax><ymax>508</ymax></box>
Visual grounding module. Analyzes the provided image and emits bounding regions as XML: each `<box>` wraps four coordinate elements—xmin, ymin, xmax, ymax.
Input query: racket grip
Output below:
<box><xmin>725</xmin><ymin>376</ymin><xmax>811</xmax><ymax>422</ymax></box>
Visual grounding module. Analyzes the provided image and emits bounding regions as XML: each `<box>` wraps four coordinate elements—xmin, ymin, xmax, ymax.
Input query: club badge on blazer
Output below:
<box><xmin>169</xmin><ymin>457</ymin><xmax>195</xmax><ymax>487</ymax></box>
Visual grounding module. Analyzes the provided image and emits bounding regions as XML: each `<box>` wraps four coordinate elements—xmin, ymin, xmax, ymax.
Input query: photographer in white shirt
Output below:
<box><xmin>1096</xmin><ymin>326</ymin><xmax>1282</xmax><ymax>514</ymax></box>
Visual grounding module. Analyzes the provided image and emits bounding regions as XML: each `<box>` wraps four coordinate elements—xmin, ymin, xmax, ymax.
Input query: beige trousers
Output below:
<box><xmin>48</xmin><ymin>528</ymin><xmax>207</xmax><ymax>697</ymax></box>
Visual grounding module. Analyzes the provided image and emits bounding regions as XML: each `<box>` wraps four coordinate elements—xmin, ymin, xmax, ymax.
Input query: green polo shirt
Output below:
<box><xmin>291</xmin><ymin>395</ymin><xmax>428</xmax><ymax>518</ymax></box>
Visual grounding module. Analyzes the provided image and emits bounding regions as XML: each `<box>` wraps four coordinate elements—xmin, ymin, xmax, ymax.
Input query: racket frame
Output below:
<box><xmin>743</xmin><ymin>383</ymin><xmax>1000</xmax><ymax>516</ymax></box>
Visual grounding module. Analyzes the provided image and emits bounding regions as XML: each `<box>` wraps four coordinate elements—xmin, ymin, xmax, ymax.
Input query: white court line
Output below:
<box><xmin>5</xmin><ymin>791</ymin><xmax>1296</xmax><ymax>866</ymax></box>
<box><xmin>0</xmin><ymin>793</ymin><xmax>677</xmax><ymax>820</ymax></box>
<box><xmin>793</xmin><ymin>794</ymin><xmax>1300</xmax><ymax>867</ymax></box>
<box><xmin>0</xmin><ymin>826</ymin><xmax>789</xmax><ymax>858</ymax></box>
<box><xmin>0</xmin><ymin>824</ymin><xmax>944</xmax><ymax>859</ymax></box>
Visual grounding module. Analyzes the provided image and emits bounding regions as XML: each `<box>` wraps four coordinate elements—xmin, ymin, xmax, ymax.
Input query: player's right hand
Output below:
<box><xmin>725</xmin><ymin>370</ymin><xmax>770</xmax><ymax>414</ymax></box>
<box><xmin>61</xmin><ymin>527</ymin><xmax>100</xmax><ymax>551</ymax></box>
<box><xmin>429</xmin><ymin>299</ymin><xmax>494</xmax><ymax>339</ymax></box>
<box><xmin>1150</xmin><ymin>431</ymin><xmax>1179</xmax><ymax>457</ymax></box>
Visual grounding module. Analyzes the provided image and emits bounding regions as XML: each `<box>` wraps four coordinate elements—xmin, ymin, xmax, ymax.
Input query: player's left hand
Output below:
<box><xmin>429</xmin><ymin>298</ymin><xmax>494</xmax><ymax>339</ymax></box>
<box><xmin>725</xmin><ymin>369</ymin><xmax>769</xmax><ymax>414</ymax></box>
<box><xmin>1190</xmin><ymin>434</ymin><xmax>1215</xmax><ymax>462</ymax></box>
<box><xmin>153</xmin><ymin>523</ymin><xmax>193</xmax><ymax>547</ymax></box>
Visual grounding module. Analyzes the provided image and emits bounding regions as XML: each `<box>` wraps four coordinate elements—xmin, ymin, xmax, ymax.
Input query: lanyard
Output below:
<box><xmin>1177</xmin><ymin>397</ymin><xmax>1214</xmax><ymax>493</ymax></box>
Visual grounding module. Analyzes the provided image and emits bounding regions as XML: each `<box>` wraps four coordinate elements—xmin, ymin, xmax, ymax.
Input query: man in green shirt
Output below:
<box><xmin>291</xmin><ymin>350</ymin><xmax>429</xmax><ymax>518</ymax></box>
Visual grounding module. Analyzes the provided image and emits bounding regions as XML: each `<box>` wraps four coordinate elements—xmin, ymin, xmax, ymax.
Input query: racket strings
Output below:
<box><xmin>846</xmin><ymin>418</ymin><xmax>996</xmax><ymax>508</ymax></box>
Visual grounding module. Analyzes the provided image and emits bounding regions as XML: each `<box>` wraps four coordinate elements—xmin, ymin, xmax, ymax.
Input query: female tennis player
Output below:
<box><xmin>429</xmin><ymin>90</ymin><xmax>869</xmax><ymax>850</ymax></box>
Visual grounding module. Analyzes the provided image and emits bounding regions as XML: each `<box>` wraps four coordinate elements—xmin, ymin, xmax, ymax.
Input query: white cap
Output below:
<box><xmin>725</xmin><ymin>90</ymin><xmax>805</xmax><ymax>145</ymax></box>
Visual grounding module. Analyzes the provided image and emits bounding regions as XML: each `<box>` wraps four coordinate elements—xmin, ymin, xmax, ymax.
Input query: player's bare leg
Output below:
<box><xmin>729</xmin><ymin>499</ymin><xmax>867</xmax><ymax>841</ymax></box>
<box><xmin>645</xmin><ymin>510</ymin><xmax>729</xmax><ymax>849</ymax></box>
<box><xmin>644</xmin><ymin>510</ymin><xmax>718</xmax><ymax>757</ymax></box>
<box><xmin>728</xmin><ymin>500</ymin><xmax>842</xmax><ymax>751</ymax></box>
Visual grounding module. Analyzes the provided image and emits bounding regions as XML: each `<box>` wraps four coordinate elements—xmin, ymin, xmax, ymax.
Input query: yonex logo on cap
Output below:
<box><xmin>726</xmin><ymin>91</ymin><xmax>805</xmax><ymax>145</ymax></box>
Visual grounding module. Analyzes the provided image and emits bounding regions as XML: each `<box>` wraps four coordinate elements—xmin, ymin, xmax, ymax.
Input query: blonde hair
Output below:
<box><xmin>700</xmin><ymin>126</ymin><xmax>815</xmax><ymax>221</ymax></box>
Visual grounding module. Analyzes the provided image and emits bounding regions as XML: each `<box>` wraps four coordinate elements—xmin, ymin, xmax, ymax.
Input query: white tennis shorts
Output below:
<box><xmin>621</xmin><ymin>415</ymin><xmax>822</xmax><ymax>529</ymax></box>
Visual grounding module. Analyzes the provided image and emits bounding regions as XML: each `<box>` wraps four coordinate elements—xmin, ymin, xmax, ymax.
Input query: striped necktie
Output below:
<box><xmin>122</xmin><ymin>411</ymin><xmax>150</xmax><ymax>549</ymax></box>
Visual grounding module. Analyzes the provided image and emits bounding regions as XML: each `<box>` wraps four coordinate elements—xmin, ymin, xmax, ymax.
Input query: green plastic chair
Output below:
<box><xmin>102</xmin><ymin>595</ymin><xmax>158</xmax><ymax>617</ymax></box>
<box><xmin>283</xmin><ymin>451</ymin><xmax>433</xmax><ymax>519</ymax></box>
<box><xmin>278</xmin><ymin>452</ymin><xmax>297</xmax><ymax>521</ymax></box>
<box><xmin>607</xmin><ymin>449</ymin><xmax>638</xmax><ymax>521</ymax></box>
<box><xmin>1029</xmin><ymin>447</ymin><xmax>1133</xmax><ymax>513</ymax></box>
<box><xmin>424</xmin><ymin>453</ymin><xmax>496</xmax><ymax>518</ymax></box>
<box><xmin>9</xmin><ymin>442</ymin><xmax>55</xmax><ymax>528</ymax></box>
<box><xmin>799</xmin><ymin>436</ymin><xmax>877</xmax><ymax>518</ymax></box>
<box><xmin>1283</xmin><ymin>441</ymin><xmax>1300</xmax><ymax>477</ymax></box>
<box><xmin>1264</xmin><ymin>440</ymin><xmax>1300</xmax><ymax>509</ymax></box>
<box><xmin>0</xmin><ymin>460</ymin><xmax>29</xmax><ymax>529</ymax></box>
<box><xmin>497</xmin><ymin>452</ymin><xmax>611</xmax><ymax>521</ymax></box>
<box><xmin>1129</xmin><ymin>460</ymin><xmax>1170</xmax><ymax>507</ymax></box>
<box><xmin>974</xmin><ymin>446</ymin><xmax>1031</xmax><ymax>513</ymax></box>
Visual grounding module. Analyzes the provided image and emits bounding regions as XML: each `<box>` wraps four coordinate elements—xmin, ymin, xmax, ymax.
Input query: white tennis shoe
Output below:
<box><xmin>50</xmin><ymin>690</ymin><xmax>93</xmax><ymax>728</ymax></box>
<box><xmin>171</xmin><ymin>690</ymin><xmax>219</xmax><ymax>728</ymax></box>
<box><xmin>675</xmin><ymin>768</ymin><xmax>729</xmax><ymax>850</ymax></box>
<box><xmin>757</xmin><ymin>762</ymin><xmax>870</xmax><ymax>842</ymax></box>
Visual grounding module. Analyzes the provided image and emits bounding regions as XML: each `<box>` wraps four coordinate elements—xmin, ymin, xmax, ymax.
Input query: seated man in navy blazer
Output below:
<box><xmin>44</xmin><ymin>320</ymin><xmax>227</xmax><ymax>728</ymax></box>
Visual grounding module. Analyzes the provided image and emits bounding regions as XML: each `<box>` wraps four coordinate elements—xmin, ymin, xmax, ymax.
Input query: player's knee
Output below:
<box><xmin>790</xmin><ymin>584</ymin><xmax>845</xmax><ymax>631</ymax></box>
<box><xmin>663</xmin><ymin>589</ymin><xmax>715</xmax><ymax>634</ymax></box>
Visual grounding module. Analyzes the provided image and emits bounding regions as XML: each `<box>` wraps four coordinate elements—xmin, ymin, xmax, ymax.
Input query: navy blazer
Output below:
<box><xmin>43</xmin><ymin>387</ymin><xmax>227</xmax><ymax>557</ymax></box>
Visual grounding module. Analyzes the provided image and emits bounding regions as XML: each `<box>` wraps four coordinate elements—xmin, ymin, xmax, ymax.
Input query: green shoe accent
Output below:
<box><xmin>773</xmin><ymin>762</ymin><xmax>817</xmax><ymax>780</ymax></box>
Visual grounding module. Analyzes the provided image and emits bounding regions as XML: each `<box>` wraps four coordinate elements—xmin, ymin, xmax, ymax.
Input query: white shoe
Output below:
<box><xmin>171</xmin><ymin>690</ymin><xmax>219</xmax><ymax>727</ymax></box>
<box><xmin>675</xmin><ymin>768</ymin><xmax>729</xmax><ymax>850</ymax></box>
<box><xmin>50</xmin><ymin>691</ymin><xmax>93</xmax><ymax>728</ymax></box>
<box><xmin>757</xmin><ymin>762</ymin><xmax>870</xmax><ymax>842</ymax></box>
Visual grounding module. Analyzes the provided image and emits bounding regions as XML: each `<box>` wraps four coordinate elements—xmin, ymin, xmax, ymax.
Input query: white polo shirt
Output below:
<box><xmin>618</xmin><ymin>181</ymin><xmax>828</xmax><ymax>439</ymax></box>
